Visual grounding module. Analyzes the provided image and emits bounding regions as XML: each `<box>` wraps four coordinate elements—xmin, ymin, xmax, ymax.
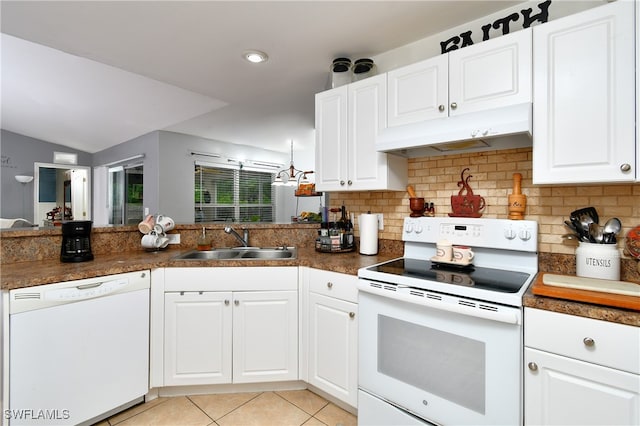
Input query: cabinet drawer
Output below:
<box><xmin>525</xmin><ymin>308</ymin><xmax>640</xmax><ymax>374</ymax></box>
<box><xmin>309</xmin><ymin>269</ymin><xmax>358</xmax><ymax>303</ymax></box>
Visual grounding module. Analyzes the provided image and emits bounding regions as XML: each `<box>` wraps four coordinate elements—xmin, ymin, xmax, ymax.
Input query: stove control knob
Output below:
<box><xmin>519</xmin><ymin>229</ymin><xmax>532</xmax><ymax>241</ymax></box>
<box><xmin>414</xmin><ymin>225</ymin><xmax>423</xmax><ymax>234</ymax></box>
<box><xmin>405</xmin><ymin>223</ymin><xmax>413</xmax><ymax>233</ymax></box>
<box><xmin>504</xmin><ymin>228</ymin><xmax>516</xmax><ymax>240</ymax></box>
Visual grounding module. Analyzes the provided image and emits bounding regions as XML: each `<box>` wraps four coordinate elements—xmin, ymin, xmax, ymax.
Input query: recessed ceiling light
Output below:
<box><xmin>243</xmin><ymin>50</ymin><xmax>268</xmax><ymax>64</ymax></box>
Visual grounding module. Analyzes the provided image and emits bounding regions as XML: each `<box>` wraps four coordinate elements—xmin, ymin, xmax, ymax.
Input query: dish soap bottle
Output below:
<box><xmin>197</xmin><ymin>227</ymin><xmax>211</xmax><ymax>251</ymax></box>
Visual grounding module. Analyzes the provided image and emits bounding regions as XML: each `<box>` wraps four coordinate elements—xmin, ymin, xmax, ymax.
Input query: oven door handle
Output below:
<box><xmin>358</xmin><ymin>282</ymin><xmax>521</xmax><ymax>325</ymax></box>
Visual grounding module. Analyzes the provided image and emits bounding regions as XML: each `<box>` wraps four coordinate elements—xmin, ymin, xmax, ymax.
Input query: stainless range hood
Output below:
<box><xmin>377</xmin><ymin>103</ymin><xmax>532</xmax><ymax>158</ymax></box>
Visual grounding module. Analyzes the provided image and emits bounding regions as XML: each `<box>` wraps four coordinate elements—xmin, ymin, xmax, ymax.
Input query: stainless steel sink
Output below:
<box><xmin>240</xmin><ymin>249</ymin><xmax>295</xmax><ymax>259</ymax></box>
<box><xmin>172</xmin><ymin>247</ymin><xmax>296</xmax><ymax>261</ymax></box>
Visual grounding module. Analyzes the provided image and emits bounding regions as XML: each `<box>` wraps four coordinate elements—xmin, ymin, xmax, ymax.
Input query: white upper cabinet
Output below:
<box><xmin>387</xmin><ymin>54</ymin><xmax>448</xmax><ymax>126</ymax></box>
<box><xmin>532</xmin><ymin>1</ymin><xmax>636</xmax><ymax>184</ymax></box>
<box><xmin>315</xmin><ymin>74</ymin><xmax>407</xmax><ymax>192</ymax></box>
<box><xmin>448</xmin><ymin>27</ymin><xmax>532</xmax><ymax>116</ymax></box>
<box><xmin>387</xmin><ymin>28</ymin><xmax>531</xmax><ymax>127</ymax></box>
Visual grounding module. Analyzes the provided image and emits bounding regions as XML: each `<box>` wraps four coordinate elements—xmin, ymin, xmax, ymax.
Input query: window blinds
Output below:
<box><xmin>194</xmin><ymin>163</ymin><xmax>275</xmax><ymax>223</ymax></box>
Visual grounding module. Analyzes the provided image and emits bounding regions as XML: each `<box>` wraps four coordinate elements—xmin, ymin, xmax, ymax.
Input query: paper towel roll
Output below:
<box><xmin>359</xmin><ymin>213</ymin><xmax>379</xmax><ymax>255</ymax></box>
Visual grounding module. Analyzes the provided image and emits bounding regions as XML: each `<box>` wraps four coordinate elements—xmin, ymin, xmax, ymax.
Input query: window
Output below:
<box><xmin>195</xmin><ymin>163</ymin><xmax>275</xmax><ymax>223</ymax></box>
<box><xmin>108</xmin><ymin>164</ymin><xmax>143</xmax><ymax>225</ymax></box>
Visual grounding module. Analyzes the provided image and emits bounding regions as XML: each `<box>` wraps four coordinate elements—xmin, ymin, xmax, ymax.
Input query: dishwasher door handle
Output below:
<box><xmin>76</xmin><ymin>282</ymin><xmax>103</xmax><ymax>290</ymax></box>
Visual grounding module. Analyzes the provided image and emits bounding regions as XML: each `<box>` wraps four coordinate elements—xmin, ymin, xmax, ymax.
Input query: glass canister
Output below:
<box><xmin>331</xmin><ymin>58</ymin><xmax>352</xmax><ymax>88</ymax></box>
<box><xmin>352</xmin><ymin>58</ymin><xmax>376</xmax><ymax>81</ymax></box>
<box><xmin>575</xmin><ymin>242</ymin><xmax>620</xmax><ymax>280</ymax></box>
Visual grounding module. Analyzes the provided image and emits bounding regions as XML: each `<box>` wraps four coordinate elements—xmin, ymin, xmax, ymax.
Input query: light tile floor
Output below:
<box><xmin>98</xmin><ymin>390</ymin><xmax>357</xmax><ymax>426</ymax></box>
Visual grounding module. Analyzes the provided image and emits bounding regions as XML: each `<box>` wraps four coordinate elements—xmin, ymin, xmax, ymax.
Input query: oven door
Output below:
<box><xmin>358</xmin><ymin>281</ymin><xmax>522</xmax><ymax>426</ymax></box>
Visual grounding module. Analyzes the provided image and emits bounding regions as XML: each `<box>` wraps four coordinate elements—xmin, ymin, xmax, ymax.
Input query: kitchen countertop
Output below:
<box><xmin>2</xmin><ymin>247</ymin><xmax>637</xmax><ymax>327</ymax></box>
<box><xmin>523</xmin><ymin>287</ymin><xmax>640</xmax><ymax>327</ymax></box>
<box><xmin>0</xmin><ymin>247</ymin><xmax>399</xmax><ymax>291</ymax></box>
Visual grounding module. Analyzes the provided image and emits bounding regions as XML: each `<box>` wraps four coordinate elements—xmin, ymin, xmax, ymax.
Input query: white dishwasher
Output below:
<box><xmin>8</xmin><ymin>270</ymin><xmax>150</xmax><ymax>426</ymax></box>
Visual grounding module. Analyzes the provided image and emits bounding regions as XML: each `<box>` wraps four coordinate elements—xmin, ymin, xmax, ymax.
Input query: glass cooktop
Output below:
<box><xmin>367</xmin><ymin>258</ymin><xmax>531</xmax><ymax>293</ymax></box>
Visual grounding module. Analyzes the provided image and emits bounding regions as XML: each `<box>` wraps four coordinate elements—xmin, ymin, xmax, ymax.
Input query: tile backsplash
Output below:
<box><xmin>329</xmin><ymin>148</ymin><xmax>640</xmax><ymax>257</ymax></box>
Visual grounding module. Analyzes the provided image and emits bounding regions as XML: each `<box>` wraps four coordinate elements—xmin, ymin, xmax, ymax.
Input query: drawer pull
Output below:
<box><xmin>224</xmin><ymin>299</ymin><xmax>230</xmax><ymax>306</ymax></box>
<box><xmin>327</xmin><ymin>282</ymin><xmax>333</xmax><ymax>289</ymax></box>
<box><xmin>528</xmin><ymin>362</ymin><xmax>538</xmax><ymax>372</ymax></box>
<box><xmin>234</xmin><ymin>300</ymin><xmax>240</xmax><ymax>306</ymax></box>
<box><xmin>349</xmin><ymin>312</ymin><xmax>355</xmax><ymax>319</ymax></box>
<box><xmin>583</xmin><ymin>337</ymin><xmax>595</xmax><ymax>347</ymax></box>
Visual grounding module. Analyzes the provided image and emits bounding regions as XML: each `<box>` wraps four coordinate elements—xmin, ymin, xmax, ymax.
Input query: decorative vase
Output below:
<box><xmin>508</xmin><ymin>173</ymin><xmax>526</xmax><ymax>220</ymax></box>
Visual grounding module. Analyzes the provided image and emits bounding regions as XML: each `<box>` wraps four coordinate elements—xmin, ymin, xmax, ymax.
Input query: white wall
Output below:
<box><xmin>157</xmin><ymin>131</ymin><xmax>293</xmax><ymax>224</ymax></box>
<box><xmin>372</xmin><ymin>0</ymin><xmax>605</xmax><ymax>73</ymax></box>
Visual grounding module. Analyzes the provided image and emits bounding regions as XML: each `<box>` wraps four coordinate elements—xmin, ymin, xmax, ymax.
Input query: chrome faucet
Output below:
<box><xmin>224</xmin><ymin>226</ymin><xmax>249</xmax><ymax>247</ymax></box>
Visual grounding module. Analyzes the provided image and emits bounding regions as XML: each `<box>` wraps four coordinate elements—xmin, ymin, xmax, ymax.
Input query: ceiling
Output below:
<box><xmin>1</xmin><ymin>1</ymin><xmax>526</xmax><ymax>155</ymax></box>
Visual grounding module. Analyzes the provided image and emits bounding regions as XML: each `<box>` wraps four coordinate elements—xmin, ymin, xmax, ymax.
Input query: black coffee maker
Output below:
<box><xmin>61</xmin><ymin>220</ymin><xmax>94</xmax><ymax>262</ymax></box>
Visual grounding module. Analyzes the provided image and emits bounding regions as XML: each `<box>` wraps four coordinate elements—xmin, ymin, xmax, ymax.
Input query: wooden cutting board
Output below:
<box><xmin>531</xmin><ymin>273</ymin><xmax>640</xmax><ymax>311</ymax></box>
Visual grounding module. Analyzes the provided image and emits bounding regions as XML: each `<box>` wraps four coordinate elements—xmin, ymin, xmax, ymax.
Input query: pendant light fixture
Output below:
<box><xmin>272</xmin><ymin>140</ymin><xmax>313</xmax><ymax>187</ymax></box>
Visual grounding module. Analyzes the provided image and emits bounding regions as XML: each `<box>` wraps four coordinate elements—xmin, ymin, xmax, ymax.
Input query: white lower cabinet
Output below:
<box><xmin>161</xmin><ymin>267</ymin><xmax>298</xmax><ymax>387</ymax></box>
<box><xmin>305</xmin><ymin>268</ymin><xmax>358</xmax><ymax>407</ymax></box>
<box><xmin>164</xmin><ymin>291</ymin><xmax>232</xmax><ymax>385</ymax></box>
<box><xmin>524</xmin><ymin>308</ymin><xmax>640</xmax><ymax>425</ymax></box>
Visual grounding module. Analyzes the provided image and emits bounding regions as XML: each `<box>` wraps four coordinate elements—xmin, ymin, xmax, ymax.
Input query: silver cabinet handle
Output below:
<box><xmin>340</xmin><ymin>180</ymin><xmax>345</xmax><ymax>186</ymax></box>
<box><xmin>347</xmin><ymin>180</ymin><xmax>353</xmax><ymax>186</ymax></box>
<box><xmin>583</xmin><ymin>337</ymin><xmax>595</xmax><ymax>347</ymax></box>
<box><xmin>224</xmin><ymin>299</ymin><xmax>230</xmax><ymax>306</ymax></box>
<box><xmin>438</xmin><ymin>105</ymin><xmax>445</xmax><ymax>112</ymax></box>
<box><xmin>327</xmin><ymin>282</ymin><xmax>333</xmax><ymax>289</ymax></box>
<box><xmin>349</xmin><ymin>312</ymin><xmax>356</xmax><ymax>319</ymax></box>
<box><xmin>528</xmin><ymin>362</ymin><xmax>538</xmax><ymax>371</ymax></box>
<box><xmin>620</xmin><ymin>163</ymin><xmax>631</xmax><ymax>172</ymax></box>
<box><xmin>234</xmin><ymin>300</ymin><xmax>239</xmax><ymax>306</ymax></box>
<box><xmin>450</xmin><ymin>102</ymin><xmax>458</xmax><ymax>110</ymax></box>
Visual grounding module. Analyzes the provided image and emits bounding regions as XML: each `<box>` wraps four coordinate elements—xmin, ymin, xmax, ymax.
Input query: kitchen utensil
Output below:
<box><xmin>562</xmin><ymin>233</ymin><xmax>580</xmax><ymax>240</ymax></box>
<box><xmin>570</xmin><ymin>207</ymin><xmax>599</xmax><ymax>232</ymax></box>
<box><xmin>576</xmin><ymin>241</ymin><xmax>620</xmax><ymax>280</ymax></box>
<box><xmin>409</xmin><ymin>197</ymin><xmax>426</xmax><ymax>217</ymax></box>
<box><xmin>602</xmin><ymin>217</ymin><xmax>622</xmax><ymax>243</ymax></box>
<box><xmin>508</xmin><ymin>173</ymin><xmax>526</xmax><ymax>220</ymax></box>
<box><xmin>531</xmin><ymin>273</ymin><xmax>640</xmax><ymax>311</ymax></box>
<box><xmin>588</xmin><ymin>222</ymin><xmax>603</xmax><ymax>243</ymax></box>
<box><xmin>406</xmin><ymin>185</ymin><xmax>417</xmax><ymax>198</ymax></box>
<box><xmin>564</xmin><ymin>220</ymin><xmax>578</xmax><ymax>233</ymax></box>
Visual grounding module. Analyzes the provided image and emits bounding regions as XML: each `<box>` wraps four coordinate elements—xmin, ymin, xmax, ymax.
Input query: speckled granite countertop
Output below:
<box><xmin>523</xmin><ymin>288</ymin><xmax>639</xmax><ymax>326</ymax></box>
<box><xmin>2</xmin><ymin>246</ymin><xmax>637</xmax><ymax>327</ymax></box>
<box><xmin>0</xmin><ymin>247</ymin><xmax>399</xmax><ymax>291</ymax></box>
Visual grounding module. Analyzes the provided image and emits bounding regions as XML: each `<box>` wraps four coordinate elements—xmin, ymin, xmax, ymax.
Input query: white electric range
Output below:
<box><xmin>357</xmin><ymin>216</ymin><xmax>538</xmax><ymax>426</ymax></box>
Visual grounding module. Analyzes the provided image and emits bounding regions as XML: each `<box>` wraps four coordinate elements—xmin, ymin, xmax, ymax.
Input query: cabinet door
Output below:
<box><xmin>232</xmin><ymin>291</ymin><xmax>298</xmax><ymax>383</ymax></box>
<box><xmin>387</xmin><ymin>55</ymin><xmax>448</xmax><ymax>126</ymax></box>
<box><xmin>308</xmin><ymin>292</ymin><xmax>358</xmax><ymax>407</ymax></box>
<box><xmin>164</xmin><ymin>291</ymin><xmax>232</xmax><ymax>386</ymax></box>
<box><xmin>449</xmin><ymin>28</ymin><xmax>531</xmax><ymax>116</ymax></box>
<box><xmin>315</xmin><ymin>86</ymin><xmax>348</xmax><ymax>191</ymax></box>
<box><xmin>348</xmin><ymin>74</ymin><xmax>390</xmax><ymax>191</ymax></box>
<box><xmin>525</xmin><ymin>348</ymin><xmax>640</xmax><ymax>426</ymax></box>
<box><xmin>533</xmin><ymin>1</ymin><xmax>635</xmax><ymax>184</ymax></box>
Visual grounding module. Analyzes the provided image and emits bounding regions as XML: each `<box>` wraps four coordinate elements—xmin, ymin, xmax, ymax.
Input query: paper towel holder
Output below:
<box><xmin>359</xmin><ymin>212</ymin><xmax>379</xmax><ymax>255</ymax></box>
